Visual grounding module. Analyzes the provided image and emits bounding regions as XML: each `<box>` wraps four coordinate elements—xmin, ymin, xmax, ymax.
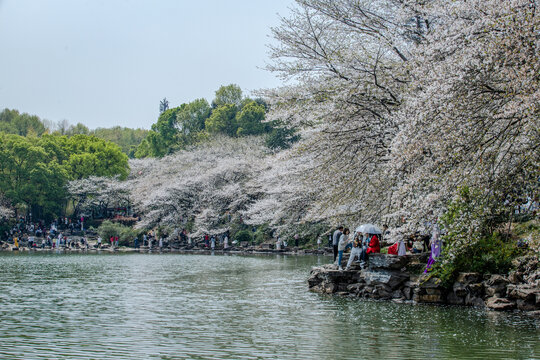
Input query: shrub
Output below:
<box><xmin>234</xmin><ymin>230</ymin><xmax>252</xmax><ymax>244</ymax></box>
<box><xmin>253</xmin><ymin>224</ymin><xmax>272</xmax><ymax>244</ymax></box>
<box><xmin>430</xmin><ymin>187</ymin><xmax>524</xmax><ymax>286</ymax></box>
<box><xmin>97</xmin><ymin>220</ymin><xmax>140</xmax><ymax>246</ymax></box>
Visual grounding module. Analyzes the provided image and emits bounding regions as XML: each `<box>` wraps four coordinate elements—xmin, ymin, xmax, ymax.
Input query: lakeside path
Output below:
<box><xmin>0</xmin><ymin>243</ymin><xmax>330</xmax><ymax>256</ymax></box>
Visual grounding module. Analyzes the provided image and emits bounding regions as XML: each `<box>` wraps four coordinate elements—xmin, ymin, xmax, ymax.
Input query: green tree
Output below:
<box><xmin>92</xmin><ymin>126</ymin><xmax>149</xmax><ymax>158</ymax></box>
<box><xmin>212</xmin><ymin>84</ymin><xmax>243</xmax><ymax>108</ymax></box>
<box><xmin>264</xmin><ymin>121</ymin><xmax>300</xmax><ymax>150</ymax></box>
<box><xmin>0</xmin><ymin>108</ymin><xmax>46</xmax><ymax>136</ymax></box>
<box><xmin>176</xmin><ymin>99</ymin><xmax>211</xmax><ymax>137</ymax></box>
<box><xmin>60</xmin><ymin>135</ymin><xmax>129</xmax><ymax>180</ymax></box>
<box><xmin>0</xmin><ymin>134</ymin><xmax>68</xmax><ymax>219</ymax></box>
<box><xmin>205</xmin><ymin>104</ymin><xmax>238</xmax><ymax>136</ymax></box>
<box><xmin>235</xmin><ymin>101</ymin><xmax>266</xmax><ymax>136</ymax></box>
<box><xmin>66</xmin><ymin>122</ymin><xmax>90</xmax><ymax>136</ymax></box>
<box><xmin>0</xmin><ymin>133</ymin><xmax>129</xmax><ymax>221</ymax></box>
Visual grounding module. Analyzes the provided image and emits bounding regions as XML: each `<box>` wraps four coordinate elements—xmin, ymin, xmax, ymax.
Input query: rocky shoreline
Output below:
<box><xmin>308</xmin><ymin>253</ymin><xmax>540</xmax><ymax>317</ymax></box>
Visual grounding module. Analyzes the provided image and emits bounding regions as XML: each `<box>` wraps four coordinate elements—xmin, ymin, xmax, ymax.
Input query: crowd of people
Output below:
<box><xmin>2</xmin><ymin>216</ymin><xmax>90</xmax><ymax>250</ymax></box>
<box><xmin>201</xmin><ymin>232</ymin><xmax>230</xmax><ymax>250</ymax></box>
<box><xmin>3</xmin><ymin>215</ymin><xmax>444</xmax><ymax>268</ymax></box>
<box><xmin>331</xmin><ymin>226</ymin><xmax>381</xmax><ymax>270</ymax></box>
<box><xmin>329</xmin><ymin>224</ymin><xmax>443</xmax><ymax>272</ymax></box>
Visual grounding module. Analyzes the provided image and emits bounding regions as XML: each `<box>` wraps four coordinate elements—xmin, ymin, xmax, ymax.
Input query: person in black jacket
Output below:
<box><xmin>332</xmin><ymin>226</ymin><xmax>343</xmax><ymax>263</ymax></box>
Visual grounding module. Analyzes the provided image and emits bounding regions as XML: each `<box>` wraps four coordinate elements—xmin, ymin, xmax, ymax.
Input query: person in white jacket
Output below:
<box><xmin>345</xmin><ymin>232</ymin><xmax>363</xmax><ymax>270</ymax></box>
<box><xmin>337</xmin><ymin>228</ymin><xmax>351</xmax><ymax>270</ymax></box>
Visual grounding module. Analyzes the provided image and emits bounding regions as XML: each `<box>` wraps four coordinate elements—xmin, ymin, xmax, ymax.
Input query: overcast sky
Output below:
<box><xmin>0</xmin><ymin>0</ymin><xmax>292</xmax><ymax>129</ymax></box>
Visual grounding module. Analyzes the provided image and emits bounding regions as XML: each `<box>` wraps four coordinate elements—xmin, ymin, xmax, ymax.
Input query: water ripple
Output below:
<box><xmin>0</xmin><ymin>252</ymin><xmax>538</xmax><ymax>359</ymax></box>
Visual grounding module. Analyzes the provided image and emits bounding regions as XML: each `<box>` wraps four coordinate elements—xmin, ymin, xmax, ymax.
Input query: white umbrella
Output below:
<box><xmin>354</xmin><ymin>224</ymin><xmax>382</xmax><ymax>234</ymax></box>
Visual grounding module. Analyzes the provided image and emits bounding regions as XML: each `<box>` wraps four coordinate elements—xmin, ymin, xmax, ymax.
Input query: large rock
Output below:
<box><xmin>368</xmin><ymin>254</ymin><xmax>409</xmax><ymax>270</ymax></box>
<box><xmin>402</xmin><ymin>287</ymin><xmax>412</xmax><ymax>300</ymax></box>
<box><xmin>516</xmin><ymin>299</ymin><xmax>538</xmax><ymax>312</ymax></box>
<box><xmin>485</xmin><ymin>274</ymin><xmax>510</xmax><ymax>293</ymax></box>
<box><xmin>507</xmin><ymin>284</ymin><xmax>538</xmax><ymax>302</ymax></box>
<box><xmin>363</xmin><ymin>270</ymin><xmax>409</xmax><ymax>290</ymax></box>
<box><xmin>524</xmin><ymin>270</ymin><xmax>540</xmax><ymax>286</ymax></box>
<box><xmin>512</xmin><ymin>255</ymin><xmax>538</xmax><ymax>273</ymax></box>
<box><xmin>465</xmin><ymin>294</ymin><xmax>485</xmax><ymax>307</ymax></box>
<box><xmin>308</xmin><ymin>265</ymin><xmax>362</xmax><ymax>294</ymax></box>
<box><xmin>508</xmin><ymin>271</ymin><xmax>524</xmax><ymax>284</ymax></box>
<box><xmin>416</xmin><ymin>294</ymin><xmax>445</xmax><ymax>303</ymax></box>
<box><xmin>485</xmin><ymin>296</ymin><xmax>516</xmax><ymax>311</ymax></box>
<box><xmin>415</xmin><ymin>275</ymin><xmax>446</xmax><ymax>303</ymax></box>
<box><xmin>456</xmin><ymin>272</ymin><xmax>482</xmax><ymax>284</ymax></box>
<box><xmin>467</xmin><ymin>283</ymin><xmax>485</xmax><ymax>297</ymax></box>
<box><xmin>447</xmin><ymin>292</ymin><xmax>465</xmax><ymax>305</ymax></box>
<box><xmin>347</xmin><ymin>282</ymin><xmax>365</xmax><ymax>294</ymax></box>
<box><xmin>419</xmin><ymin>276</ymin><xmax>443</xmax><ymax>289</ymax></box>
<box><xmin>453</xmin><ymin>282</ymin><xmax>468</xmax><ymax>297</ymax></box>
<box><xmin>372</xmin><ymin>284</ymin><xmax>393</xmax><ymax>299</ymax></box>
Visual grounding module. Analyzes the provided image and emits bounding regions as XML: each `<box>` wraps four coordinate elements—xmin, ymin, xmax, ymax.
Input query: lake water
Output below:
<box><xmin>0</xmin><ymin>252</ymin><xmax>538</xmax><ymax>359</ymax></box>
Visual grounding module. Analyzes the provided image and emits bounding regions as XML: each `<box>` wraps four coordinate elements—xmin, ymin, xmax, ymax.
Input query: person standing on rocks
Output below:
<box><xmin>332</xmin><ymin>226</ymin><xmax>344</xmax><ymax>263</ymax></box>
<box><xmin>397</xmin><ymin>237</ymin><xmax>407</xmax><ymax>256</ymax></box>
<box><xmin>424</xmin><ymin>225</ymin><xmax>441</xmax><ymax>273</ymax></box>
<box><xmin>97</xmin><ymin>236</ymin><xmax>102</xmax><ymax>249</ymax></box>
<box><xmin>337</xmin><ymin>228</ymin><xmax>350</xmax><ymax>270</ymax></box>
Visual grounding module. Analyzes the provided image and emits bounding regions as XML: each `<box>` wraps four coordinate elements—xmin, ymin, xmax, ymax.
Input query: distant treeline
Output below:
<box><xmin>0</xmin><ymin>108</ymin><xmax>148</xmax><ymax>158</ymax></box>
<box><xmin>0</xmin><ymin>84</ymin><xmax>299</xmax><ymax>159</ymax></box>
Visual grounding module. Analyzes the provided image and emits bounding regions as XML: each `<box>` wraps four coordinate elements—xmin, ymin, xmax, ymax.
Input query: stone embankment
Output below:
<box><xmin>308</xmin><ymin>253</ymin><xmax>540</xmax><ymax>317</ymax></box>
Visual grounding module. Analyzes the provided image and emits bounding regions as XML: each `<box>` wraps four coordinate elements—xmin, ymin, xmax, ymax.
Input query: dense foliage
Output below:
<box><xmin>135</xmin><ymin>85</ymin><xmax>299</xmax><ymax>157</ymax></box>
<box><xmin>0</xmin><ymin>133</ymin><xmax>128</xmax><ymax>220</ymax></box>
<box><xmin>1</xmin><ymin>108</ymin><xmax>149</xmax><ymax>158</ymax></box>
<box><xmin>91</xmin><ymin>127</ymin><xmax>149</xmax><ymax>158</ymax></box>
<box><xmin>96</xmin><ymin>220</ymin><xmax>140</xmax><ymax>247</ymax></box>
<box><xmin>0</xmin><ymin>108</ymin><xmax>47</xmax><ymax>137</ymax></box>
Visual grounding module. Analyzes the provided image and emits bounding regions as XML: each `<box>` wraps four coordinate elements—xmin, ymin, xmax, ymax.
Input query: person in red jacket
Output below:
<box><xmin>366</xmin><ymin>233</ymin><xmax>380</xmax><ymax>254</ymax></box>
<box><xmin>387</xmin><ymin>241</ymin><xmax>399</xmax><ymax>255</ymax></box>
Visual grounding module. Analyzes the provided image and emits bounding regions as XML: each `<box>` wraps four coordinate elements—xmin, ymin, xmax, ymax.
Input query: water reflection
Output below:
<box><xmin>0</xmin><ymin>252</ymin><xmax>537</xmax><ymax>359</ymax></box>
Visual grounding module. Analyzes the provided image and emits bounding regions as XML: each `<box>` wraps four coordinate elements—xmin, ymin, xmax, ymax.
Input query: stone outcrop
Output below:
<box><xmin>308</xmin><ymin>254</ymin><xmax>540</xmax><ymax>316</ymax></box>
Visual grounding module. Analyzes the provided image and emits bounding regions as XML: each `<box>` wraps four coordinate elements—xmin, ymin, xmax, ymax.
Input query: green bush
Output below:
<box><xmin>429</xmin><ymin>187</ymin><xmax>524</xmax><ymax>287</ymax></box>
<box><xmin>431</xmin><ymin>234</ymin><xmax>521</xmax><ymax>286</ymax></box>
<box><xmin>234</xmin><ymin>230</ymin><xmax>252</xmax><ymax>243</ymax></box>
<box><xmin>97</xmin><ymin>220</ymin><xmax>140</xmax><ymax>246</ymax></box>
<box><xmin>253</xmin><ymin>224</ymin><xmax>272</xmax><ymax>244</ymax></box>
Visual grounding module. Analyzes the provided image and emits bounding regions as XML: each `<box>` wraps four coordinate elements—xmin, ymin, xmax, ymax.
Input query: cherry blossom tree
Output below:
<box><xmin>128</xmin><ymin>136</ymin><xmax>268</xmax><ymax>236</ymax></box>
<box><xmin>265</xmin><ymin>0</ymin><xmax>539</xmax><ymax>234</ymax></box>
<box><xmin>67</xmin><ymin>176</ymin><xmax>132</xmax><ymax>218</ymax></box>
